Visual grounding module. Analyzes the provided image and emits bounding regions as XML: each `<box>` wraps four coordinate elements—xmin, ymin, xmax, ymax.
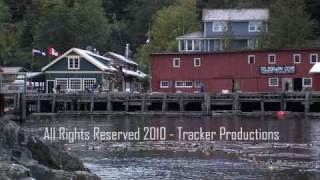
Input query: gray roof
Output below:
<box><xmin>202</xmin><ymin>9</ymin><xmax>269</xmax><ymax>21</ymax></box>
<box><xmin>1</xmin><ymin>67</ymin><xmax>29</xmax><ymax>74</ymax></box>
<box><xmin>107</xmin><ymin>52</ymin><xmax>138</xmax><ymax>65</ymax></box>
<box><xmin>176</xmin><ymin>32</ymin><xmax>204</xmax><ymax>40</ymax></box>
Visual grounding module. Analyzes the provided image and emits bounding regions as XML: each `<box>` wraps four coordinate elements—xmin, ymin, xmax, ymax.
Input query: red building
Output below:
<box><xmin>150</xmin><ymin>48</ymin><xmax>320</xmax><ymax>93</ymax></box>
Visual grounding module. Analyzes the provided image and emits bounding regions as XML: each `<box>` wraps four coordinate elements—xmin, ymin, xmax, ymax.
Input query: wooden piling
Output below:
<box><xmin>260</xmin><ymin>100</ymin><xmax>264</xmax><ymax>113</ymax></box>
<box><xmin>107</xmin><ymin>94</ymin><xmax>111</xmax><ymax>112</ymax></box>
<box><xmin>37</xmin><ymin>95</ymin><xmax>40</xmax><ymax>113</ymax></box>
<box><xmin>51</xmin><ymin>94</ymin><xmax>56</xmax><ymax>113</ymax></box>
<box><xmin>179</xmin><ymin>95</ymin><xmax>184</xmax><ymax>112</ymax></box>
<box><xmin>90</xmin><ymin>95</ymin><xmax>94</xmax><ymax>112</ymax></box>
<box><xmin>21</xmin><ymin>94</ymin><xmax>26</xmax><ymax>120</ymax></box>
<box><xmin>141</xmin><ymin>94</ymin><xmax>146</xmax><ymax>112</ymax></box>
<box><xmin>305</xmin><ymin>92</ymin><xmax>310</xmax><ymax>115</ymax></box>
<box><xmin>162</xmin><ymin>94</ymin><xmax>167</xmax><ymax>112</ymax></box>
<box><xmin>233</xmin><ymin>93</ymin><xmax>239</xmax><ymax>113</ymax></box>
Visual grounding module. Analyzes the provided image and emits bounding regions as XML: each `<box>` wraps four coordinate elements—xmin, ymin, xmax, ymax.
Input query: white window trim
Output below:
<box><xmin>55</xmin><ymin>78</ymin><xmax>68</xmax><ymax>90</ymax></box>
<box><xmin>83</xmin><ymin>78</ymin><xmax>96</xmax><ymax>90</ymax></box>
<box><xmin>268</xmin><ymin>54</ymin><xmax>276</xmax><ymax>64</ymax></box>
<box><xmin>173</xmin><ymin>58</ymin><xmax>180</xmax><ymax>68</ymax></box>
<box><xmin>248</xmin><ymin>21</ymin><xmax>262</xmax><ymax>32</ymax></box>
<box><xmin>175</xmin><ymin>81</ymin><xmax>184</xmax><ymax>88</ymax></box>
<box><xmin>310</xmin><ymin>53</ymin><xmax>318</xmax><ymax>64</ymax></box>
<box><xmin>194</xmin><ymin>58</ymin><xmax>201</xmax><ymax>67</ymax></box>
<box><xmin>248</xmin><ymin>55</ymin><xmax>255</xmax><ymax>64</ymax></box>
<box><xmin>303</xmin><ymin>78</ymin><xmax>312</xmax><ymax>88</ymax></box>
<box><xmin>69</xmin><ymin>78</ymin><xmax>82</xmax><ymax>90</ymax></box>
<box><xmin>212</xmin><ymin>21</ymin><xmax>227</xmax><ymax>32</ymax></box>
<box><xmin>194</xmin><ymin>80</ymin><xmax>201</xmax><ymax>88</ymax></box>
<box><xmin>160</xmin><ymin>81</ymin><xmax>169</xmax><ymax>88</ymax></box>
<box><xmin>269</xmin><ymin>78</ymin><xmax>279</xmax><ymax>87</ymax></box>
<box><xmin>184</xmin><ymin>81</ymin><xmax>193</xmax><ymax>88</ymax></box>
<box><xmin>293</xmin><ymin>54</ymin><xmax>301</xmax><ymax>64</ymax></box>
<box><xmin>68</xmin><ymin>56</ymin><xmax>80</xmax><ymax>70</ymax></box>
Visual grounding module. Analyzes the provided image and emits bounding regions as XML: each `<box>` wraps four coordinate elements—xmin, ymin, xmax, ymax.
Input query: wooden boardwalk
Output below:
<box><xmin>4</xmin><ymin>92</ymin><xmax>320</xmax><ymax>119</ymax></box>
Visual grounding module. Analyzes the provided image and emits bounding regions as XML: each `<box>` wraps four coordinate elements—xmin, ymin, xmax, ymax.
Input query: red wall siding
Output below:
<box><xmin>151</xmin><ymin>49</ymin><xmax>320</xmax><ymax>93</ymax></box>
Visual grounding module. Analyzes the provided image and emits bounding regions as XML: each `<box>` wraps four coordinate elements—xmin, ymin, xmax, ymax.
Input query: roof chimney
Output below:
<box><xmin>125</xmin><ymin>43</ymin><xmax>130</xmax><ymax>58</ymax></box>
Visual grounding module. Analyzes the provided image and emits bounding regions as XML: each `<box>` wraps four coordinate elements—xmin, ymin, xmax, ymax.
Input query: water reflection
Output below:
<box><xmin>23</xmin><ymin>114</ymin><xmax>320</xmax><ymax>180</ymax></box>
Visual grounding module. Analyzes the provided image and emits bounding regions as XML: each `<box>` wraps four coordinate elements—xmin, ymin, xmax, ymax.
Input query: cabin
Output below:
<box><xmin>105</xmin><ymin>52</ymin><xmax>146</xmax><ymax>92</ymax></box>
<box><xmin>41</xmin><ymin>48</ymin><xmax>117</xmax><ymax>93</ymax></box>
<box><xmin>151</xmin><ymin>48</ymin><xmax>320</xmax><ymax>93</ymax></box>
<box><xmin>177</xmin><ymin>9</ymin><xmax>269</xmax><ymax>52</ymax></box>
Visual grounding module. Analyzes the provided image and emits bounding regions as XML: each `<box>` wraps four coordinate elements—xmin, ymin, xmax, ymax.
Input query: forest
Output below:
<box><xmin>1</xmin><ymin>0</ymin><xmax>320</xmax><ymax>74</ymax></box>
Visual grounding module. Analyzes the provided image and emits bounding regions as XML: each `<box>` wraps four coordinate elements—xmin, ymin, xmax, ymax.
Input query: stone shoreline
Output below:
<box><xmin>0</xmin><ymin>115</ymin><xmax>100</xmax><ymax>180</ymax></box>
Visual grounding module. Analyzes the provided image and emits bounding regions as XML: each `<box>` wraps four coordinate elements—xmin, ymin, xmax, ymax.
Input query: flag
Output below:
<box><xmin>48</xmin><ymin>47</ymin><xmax>59</xmax><ymax>57</ymax></box>
<box><xmin>32</xmin><ymin>49</ymin><xmax>46</xmax><ymax>56</ymax></box>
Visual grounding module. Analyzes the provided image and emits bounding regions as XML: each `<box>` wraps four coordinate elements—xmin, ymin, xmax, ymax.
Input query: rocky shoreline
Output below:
<box><xmin>0</xmin><ymin>116</ymin><xmax>100</xmax><ymax>180</ymax></box>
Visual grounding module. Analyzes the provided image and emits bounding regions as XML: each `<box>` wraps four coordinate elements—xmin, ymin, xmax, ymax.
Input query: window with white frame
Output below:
<box><xmin>175</xmin><ymin>81</ymin><xmax>184</xmax><ymax>88</ymax></box>
<box><xmin>303</xmin><ymin>78</ymin><xmax>312</xmax><ymax>87</ymax></box>
<box><xmin>248</xmin><ymin>21</ymin><xmax>263</xmax><ymax>32</ymax></box>
<box><xmin>68</xmin><ymin>56</ymin><xmax>80</xmax><ymax>69</ymax></box>
<box><xmin>180</xmin><ymin>40</ymin><xmax>185</xmax><ymax>51</ymax></box>
<box><xmin>248</xmin><ymin>55</ymin><xmax>255</xmax><ymax>64</ymax></box>
<box><xmin>194</xmin><ymin>80</ymin><xmax>201</xmax><ymax>88</ymax></box>
<box><xmin>69</xmin><ymin>79</ymin><xmax>82</xmax><ymax>90</ymax></box>
<box><xmin>268</xmin><ymin>54</ymin><xmax>276</xmax><ymax>64</ymax></box>
<box><xmin>160</xmin><ymin>81</ymin><xmax>169</xmax><ymax>88</ymax></box>
<box><xmin>83</xmin><ymin>78</ymin><xmax>96</xmax><ymax>90</ymax></box>
<box><xmin>194</xmin><ymin>40</ymin><xmax>201</xmax><ymax>51</ymax></box>
<box><xmin>194</xmin><ymin>58</ymin><xmax>201</xmax><ymax>67</ymax></box>
<box><xmin>293</xmin><ymin>54</ymin><xmax>301</xmax><ymax>64</ymax></box>
<box><xmin>310</xmin><ymin>53</ymin><xmax>318</xmax><ymax>64</ymax></box>
<box><xmin>187</xmin><ymin>40</ymin><xmax>193</xmax><ymax>51</ymax></box>
<box><xmin>269</xmin><ymin>78</ymin><xmax>279</xmax><ymax>87</ymax></box>
<box><xmin>173</xmin><ymin>58</ymin><xmax>180</xmax><ymax>68</ymax></box>
<box><xmin>55</xmin><ymin>79</ymin><xmax>68</xmax><ymax>90</ymax></box>
<box><xmin>212</xmin><ymin>21</ymin><xmax>228</xmax><ymax>32</ymax></box>
<box><xmin>185</xmin><ymin>81</ymin><xmax>193</xmax><ymax>88</ymax></box>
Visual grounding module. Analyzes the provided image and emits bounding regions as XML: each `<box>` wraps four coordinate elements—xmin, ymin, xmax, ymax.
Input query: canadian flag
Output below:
<box><xmin>48</xmin><ymin>47</ymin><xmax>59</xmax><ymax>57</ymax></box>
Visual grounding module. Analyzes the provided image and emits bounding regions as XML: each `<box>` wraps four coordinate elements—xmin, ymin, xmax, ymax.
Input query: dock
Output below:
<box><xmin>3</xmin><ymin>92</ymin><xmax>320</xmax><ymax>119</ymax></box>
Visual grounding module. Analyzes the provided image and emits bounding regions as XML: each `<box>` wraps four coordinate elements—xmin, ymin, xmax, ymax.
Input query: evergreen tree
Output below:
<box><xmin>260</xmin><ymin>0</ymin><xmax>317</xmax><ymax>49</ymax></box>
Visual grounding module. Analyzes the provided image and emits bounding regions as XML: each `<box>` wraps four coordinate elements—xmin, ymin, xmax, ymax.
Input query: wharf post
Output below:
<box><xmin>305</xmin><ymin>92</ymin><xmax>310</xmax><ymax>115</ymax></box>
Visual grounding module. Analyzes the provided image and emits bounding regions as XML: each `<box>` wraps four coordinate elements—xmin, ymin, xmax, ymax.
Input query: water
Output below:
<box><xmin>23</xmin><ymin>114</ymin><xmax>320</xmax><ymax>179</ymax></box>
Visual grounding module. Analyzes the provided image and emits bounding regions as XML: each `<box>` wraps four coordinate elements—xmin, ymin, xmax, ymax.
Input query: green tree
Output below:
<box><xmin>135</xmin><ymin>0</ymin><xmax>200</xmax><ymax>90</ymax></box>
<box><xmin>33</xmin><ymin>0</ymin><xmax>111</xmax><ymax>54</ymax></box>
<box><xmin>260</xmin><ymin>0</ymin><xmax>317</xmax><ymax>49</ymax></box>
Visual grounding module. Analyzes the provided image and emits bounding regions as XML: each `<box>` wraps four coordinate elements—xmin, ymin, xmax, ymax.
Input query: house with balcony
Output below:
<box><xmin>177</xmin><ymin>9</ymin><xmax>269</xmax><ymax>52</ymax></box>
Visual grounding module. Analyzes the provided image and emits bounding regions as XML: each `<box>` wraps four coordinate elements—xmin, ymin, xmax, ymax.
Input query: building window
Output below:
<box><xmin>194</xmin><ymin>40</ymin><xmax>201</xmax><ymax>51</ymax></box>
<box><xmin>269</xmin><ymin>78</ymin><xmax>279</xmax><ymax>87</ymax></box>
<box><xmin>56</xmin><ymin>78</ymin><xmax>68</xmax><ymax>90</ymax></box>
<box><xmin>180</xmin><ymin>40</ymin><xmax>185</xmax><ymax>51</ymax></box>
<box><xmin>187</xmin><ymin>40</ymin><xmax>193</xmax><ymax>51</ymax></box>
<box><xmin>268</xmin><ymin>54</ymin><xmax>276</xmax><ymax>64</ymax></box>
<box><xmin>248</xmin><ymin>55</ymin><xmax>255</xmax><ymax>64</ymax></box>
<box><xmin>69</xmin><ymin>78</ymin><xmax>82</xmax><ymax>90</ymax></box>
<box><xmin>194</xmin><ymin>58</ymin><xmax>201</xmax><ymax>67</ymax></box>
<box><xmin>212</xmin><ymin>21</ymin><xmax>228</xmax><ymax>32</ymax></box>
<box><xmin>173</xmin><ymin>58</ymin><xmax>180</xmax><ymax>68</ymax></box>
<box><xmin>68</xmin><ymin>56</ymin><xmax>80</xmax><ymax>70</ymax></box>
<box><xmin>194</xmin><ymin>80</ymin><xmax>201</xmax><ymax>88</ymax></box>
<box><xmin>303</xmin><ymin>78</ymin><xmax>312</xmax><ymax>87</ymax></box>
<box><xmin>310</xmin><ymin>53</ymin><xmax>318</xmax><ymax>64</ymax></box>
<box><xmin>293</xmin><ymin>54</ymin><xmax>301</xmax><ymax>64</ymax></box>
<box><xmin>175</xmin><ymin>81</ymin><xmax>184</xmax><ymax>88</ymax></box>
<box><xmin>83</xmin><ymin>78</ymin><xmax>96</xmax><ymax>90</ymax></box>
<box><xmin>248</xmin><ymin>21</ymin><xmax>263</xmax><ymax>32</ymax></box>
<box><xmin>160</xmin><ymin>81</ymin><xmax>169</xmax><ymax>88</ymax></box>
<box><xmin>185</xmin><ymin>81</ymin><xmax>193</xmax><ymax>88</ymax></box>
